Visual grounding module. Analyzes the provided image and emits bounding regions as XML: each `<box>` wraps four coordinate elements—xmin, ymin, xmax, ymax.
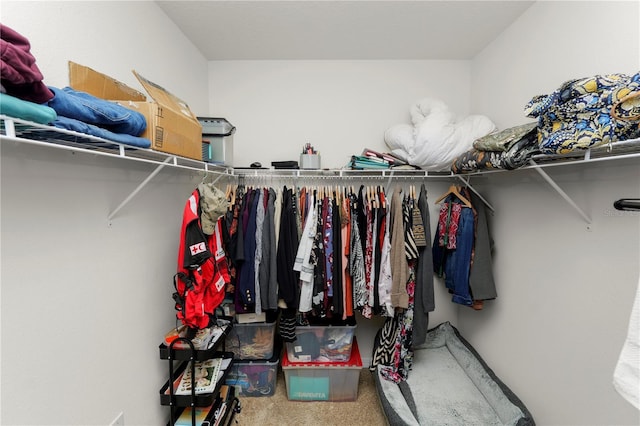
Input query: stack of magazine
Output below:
<box><xmin>174</xmin><ymin>384</ymin><xmax>238</xmax><ymax>426</ymax></box>
<box><xmin>349</xmin><ymin>148</ymin><xmax>408</xmax><ymax>170</ymax></box>
<box><xmin>175</xmin><ymin>357</ymin><xmax>233</xmax><ymax>395</ymax></box>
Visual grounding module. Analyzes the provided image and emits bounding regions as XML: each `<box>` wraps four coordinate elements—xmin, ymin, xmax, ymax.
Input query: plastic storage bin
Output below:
<box><xmin>284</xmin><ymin>324</ymin><xmax>356</xmax><ymax>362</ymax></box>
<box><xmin>198</xmin><ymin>117</ymin><xmax>235</xmax><ymax>166</ymax></box>
<box><xmin>282</xmin><ymin>338</ymin><xmax>362</xmax><ymax>401</ymax></box>
<box><xmin>224</xmin><ymin>349</ymin><xmax>279</xmax><ymax>397</ymax></box>
<box><xmin>226</xmin><ymin>321</ymin><xmax>276</xmax><ymax>360</ymax></box>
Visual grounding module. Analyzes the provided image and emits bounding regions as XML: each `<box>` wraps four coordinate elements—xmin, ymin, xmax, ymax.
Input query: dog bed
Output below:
<box><xmin>373</xmin><ymin>322</ymin><xmax>535</xmax><ymax>425</ymax></box>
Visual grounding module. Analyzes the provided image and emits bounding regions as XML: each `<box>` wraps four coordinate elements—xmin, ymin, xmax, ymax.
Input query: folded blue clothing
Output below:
<box><xmin>47</xmin><ymin>86</ymin><xmax>146</xmax><ymax>136</ymax></box>
<box><xmin>52</xmin><ymin>115</ymin><xmax>151</xmax><ymax>148</ymax></box>
<box><xmin>0</xmin><ymin>92</ymin><xmax>57</xmax><ymax>124</ymax></box>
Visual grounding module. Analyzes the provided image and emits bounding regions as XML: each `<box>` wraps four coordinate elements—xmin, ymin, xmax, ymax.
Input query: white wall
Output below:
<box><xmin>471</xmin><ymin>0</ymin><xmax>640</xmax><ymax>131</ymax></box>
<box><xmin>1</xmin><ymin>2</ymin><xmax>210</xmax><ymax>425</ymax></box>
<box><xmin>208</xmin><ymin>60</ymin><xmax>471</xmax><ymax>168</ymax></box>
<box><xmin>466</xmin><ymin>1</ymin><xmax>640</xmax><ymax>425</ymax></box>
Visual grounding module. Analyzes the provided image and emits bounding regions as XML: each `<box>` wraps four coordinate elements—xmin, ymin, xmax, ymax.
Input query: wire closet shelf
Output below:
<box><xmin>2</xmin><ymin>114</ymin><xmax>640</xmax><ymax>223</ymax></box>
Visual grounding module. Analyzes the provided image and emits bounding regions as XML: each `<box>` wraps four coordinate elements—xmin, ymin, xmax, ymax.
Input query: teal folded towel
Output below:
<box><xmin>0</xmin><ymin>92</ymin><xmax>57</xmax><ymax>124</ymax></box>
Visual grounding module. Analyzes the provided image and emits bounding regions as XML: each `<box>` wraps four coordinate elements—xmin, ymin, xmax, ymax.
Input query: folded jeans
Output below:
<box><xmin>47</xmin><ymin>86</ymin><xmax>146</xmax><ymax>136</ymax></box>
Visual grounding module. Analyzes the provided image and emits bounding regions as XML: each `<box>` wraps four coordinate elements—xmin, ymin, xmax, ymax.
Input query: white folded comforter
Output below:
<box><xmin>385</xmin><ymin>98</ymin><xmax>496</xmax><ymax>171</ymax></box>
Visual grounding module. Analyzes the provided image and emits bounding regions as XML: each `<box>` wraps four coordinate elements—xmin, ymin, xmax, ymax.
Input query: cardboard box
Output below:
<box><xmin>68</xmin><ymin>61</ymin><xmax>203</xmax><ymax>160</ymax></box>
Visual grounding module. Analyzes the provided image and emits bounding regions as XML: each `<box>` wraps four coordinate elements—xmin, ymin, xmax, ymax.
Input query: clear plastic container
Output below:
<box><xmin>284</xmin><ymin>324</ymin><xmax>356</xmax><ymax>362</ymax></box>
<box><xmin>224</xmin><ymin>350</ymin><xmax>279</xmax><ymax>397</ymax></box>
<box><xmin>282</xmin><ymin>338</ymin><xmax>362</xmax><ymax>401</ymax></box>
<box><xmin>226</xmin><ymin>321</ymin><xmax>276</xmax><ymax>360</ymax></box>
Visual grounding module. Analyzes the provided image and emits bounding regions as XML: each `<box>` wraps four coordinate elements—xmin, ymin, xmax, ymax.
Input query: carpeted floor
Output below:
<box><xmin>234</xmin><ymin>368</ymin><xmax>388</xmax><ymax>425</ymax></box>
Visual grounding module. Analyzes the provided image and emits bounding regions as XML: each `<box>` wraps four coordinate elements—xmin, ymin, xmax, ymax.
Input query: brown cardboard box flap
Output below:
<box><xmin>132</xmin><ymin>70</ymin><xmax>198</xmax><ymax>122</ymax></box>
<box><xmin>68</xmin><ymin>61</ymin><xmax>146</xmax><ymax>101</ymax></box>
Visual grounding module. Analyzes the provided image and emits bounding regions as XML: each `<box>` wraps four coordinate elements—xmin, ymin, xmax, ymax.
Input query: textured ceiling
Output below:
<box><xmin>156</xmin><ymin>0</ymin><xmax>535</xmax><ymax>60</ymax></box>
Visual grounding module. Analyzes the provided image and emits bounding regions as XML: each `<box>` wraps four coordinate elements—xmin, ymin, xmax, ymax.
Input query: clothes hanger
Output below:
<box><xmin>370</xmin><ymin>185</ymin><xmax>376</xmax><ymax>205</ymax></box>
<box><xmin>230</xmin><ymin>185</ymin><xmax>237</xmax><ymax>208</ymax></box>
<box><xmin>435</xmin><ymin>184</ymin><xmax>473</xmax><ymax>208</ymax></box>
<box><xmin>225</xmin><ymin>184</ymin><xmax>232</xmax><ymax>200</ymax></box>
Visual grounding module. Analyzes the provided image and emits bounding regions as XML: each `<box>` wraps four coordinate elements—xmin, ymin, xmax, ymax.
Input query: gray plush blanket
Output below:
<box><xmin>374</xmin><ymin>322</ymin><xmax>534</xmax><ymax>426</ymax></box>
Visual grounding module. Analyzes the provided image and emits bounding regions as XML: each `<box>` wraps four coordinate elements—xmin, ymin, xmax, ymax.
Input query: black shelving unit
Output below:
<box><xmin>159</xmin><ymin>322</ymin><xmax>241</xmax><ymax>426</ymax></box>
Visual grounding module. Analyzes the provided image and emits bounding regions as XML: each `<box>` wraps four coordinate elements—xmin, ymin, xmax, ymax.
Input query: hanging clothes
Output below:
<box><xmin>379</xmin><ymin>192</ymin><xmax>419</xmax><ymax>383</ymax></box>
<box><xmin>413</xmin><ymin>184</ymin><xmax>436</xmax><ymax>346</ymax></box>
<box><xmin>276</xmin><ymin>186</ymin><xmax>300</xmax><ymax>343</ymax></box>
<box><xmin>372</xmin><ymin>188</ymin><xmax>383</xmax><ymax>314</ymax></box>
<box><xmin>389</xmin><ymin>186</ymin><xmax>409</xmax><ymax>309</ymax></box>
<box><xmin>467</xmin><ymin>188</ymin><xmax>498</xmax><ymax>308</ymax></box>
<box><xmin>277</xmin><ymin>186</ymin><xmax>300</xmax><ymax>310</ymax></box>
<box><xmin>236</xmin><ymin>188</ymin><xmax>260</xmax><ymax>312</ymax></box>
<box><xmin>350</xmin><ymin>190</ymin><xmax>367</xmax><ymax>312</ymax></box>
<box><xmin>222</xmin><ymin>185</ymin><xmax>243</xmax><ymax>298</ymax></box>
<box><xmin>210</xmin><ymin>180</ymin><xmax>495</xmax><ymax>387</ymax></box>
<box><xmin>254</xmin><ymin>188</ymin><xmax>266</xmax><ymax>314</ymax></box>
<box><xmin>341</xmin><ymin>190</ymin><xmax>354</xmax><ymax>319</ymax></box>
<box><xmin>370</xmin><ymin>314</ymin><xmax>400</xmax><ymax>372</ymax></box>
<box><xmin>363</xmin><ymin>194</ymin><xmax>375</xmax><ymax>319</ymax></box>
<box><xmin>323</xmin><ymin>195</ymin><xmax>334</xmax><ymax>308</ymax></box>
<box><xmin>312</xmin><ymin>192</ymin><xmax>326</xmax><ymax>316</ymax></box>
<box><xmin>433</xmin><ymin>193</ymin><xmax>475</xmax><ymax>307</ymax></box>
<box><xmin>357</xmin><ymin>185</ymin><xmax>367</xmax><ymax>257</ymax></box>
<box><xmin>259</xmin><ymin>188</ymin><xmax>279</xmax><ymax>311</ymax></box>
<box><xmin>331</xmin><ymin>193</ymin><xmax>344</xmax><ymax>317</ymax></box>
<box><xmin>378</xmin><ymin>191</ymin><xmax>394</xmax><ymax>318</ymax></box>
<box><xmin>294</xmin><ymin>192</ymin><xmax>317</xmax><ymax>313</ymax></box>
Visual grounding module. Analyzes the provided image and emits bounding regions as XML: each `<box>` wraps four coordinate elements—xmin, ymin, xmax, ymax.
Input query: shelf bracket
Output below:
<box><xmin>529</xmin><ymin>160</ymin><xmax>591</xmax><ymax>223</ymax></box>
<box><xmin>4</xmin><ymin>117</ymin><xmax>16</xmax><ymax>137</ymax></box>
<box><xmin>108</xmin><ymin>156</ymin><xmax>173</xmax><ymax>221</ymax></box>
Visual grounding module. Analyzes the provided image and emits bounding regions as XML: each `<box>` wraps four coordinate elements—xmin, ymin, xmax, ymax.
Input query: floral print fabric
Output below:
<box><xmin>525</xmin><ymin>72</ymin><xmax>640</xmax><ymax>154</ymax></box>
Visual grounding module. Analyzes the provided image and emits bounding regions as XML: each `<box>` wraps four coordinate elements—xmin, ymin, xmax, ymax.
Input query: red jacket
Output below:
<box><xmin>174</xmin><ymin>189</ymin><xmax>229</xmax><ymax>329</ymax></box>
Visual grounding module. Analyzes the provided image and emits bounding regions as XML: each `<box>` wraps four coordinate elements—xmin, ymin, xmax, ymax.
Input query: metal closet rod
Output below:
<box><xmin>614</xmin><ymin>199</ymin><xmax>640</xmax><ymax>211</ymax></box>
<box><xmin>235</xmin><ymin>171</ymin><xmax>496</xmax><ymax>212</ymax></box>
